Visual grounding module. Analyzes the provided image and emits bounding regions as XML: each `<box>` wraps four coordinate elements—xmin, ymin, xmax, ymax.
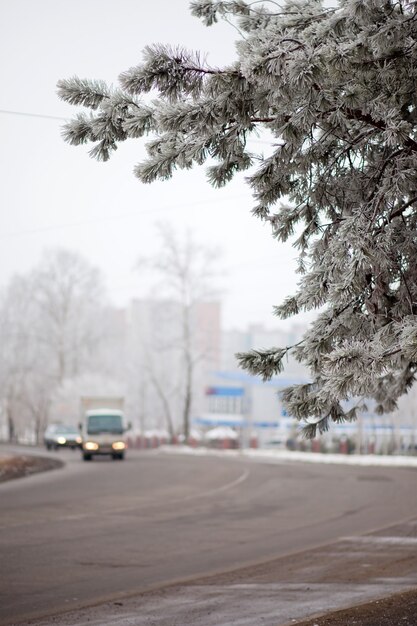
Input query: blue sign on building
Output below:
<box><xmin>205</xmin><ymin>386</ymin><xmax>245</xmax><ymax>397</ymax></box>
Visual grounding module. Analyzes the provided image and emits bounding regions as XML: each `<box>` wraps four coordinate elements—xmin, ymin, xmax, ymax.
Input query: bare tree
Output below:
<box><xmin>0</xmin><ymin>249</ymin><xmax>108</xmax><ymax>442</ymax></box>
<box><xmin>146</xmin><ymin>363</ymin><xmax>176</xmax><ymax>442</ymax></box>
<box><xmin>31</xmin><ymin>248</ymin><xmax>106</xmax><ymax>384</ymax></box>
<box><xmin>22</xmin><ymin>373</ymin><xmax>52</xmax><ymax>445</ymax></box>
<box><xmin>135</xmin><ymin>224</ymin><xmax>221</xmax><ymax>441</ymax></box>
<box><xmin>0</xmin><ymin>277</ymin><xmax>36</xmax><ymax>441</ymax></box>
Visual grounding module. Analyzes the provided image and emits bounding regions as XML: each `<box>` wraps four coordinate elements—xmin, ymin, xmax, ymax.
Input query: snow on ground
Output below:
<box><xmin>160</xmin><ymin>445</ymin><xmax>417</xmax><ymax>468</ymax></box>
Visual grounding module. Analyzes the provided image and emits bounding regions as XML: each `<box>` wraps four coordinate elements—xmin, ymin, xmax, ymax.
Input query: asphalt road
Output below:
<box><xmin>1</xmin><ymin>447</ymin><xmax>417</xmax><ymax>625</ymax></box>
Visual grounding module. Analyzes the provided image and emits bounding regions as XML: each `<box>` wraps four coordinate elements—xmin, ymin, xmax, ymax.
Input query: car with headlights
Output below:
<box><xmin>44</xmin><ymin>424</ymin><xmax>82</xmax><ymax>450</ymax></box>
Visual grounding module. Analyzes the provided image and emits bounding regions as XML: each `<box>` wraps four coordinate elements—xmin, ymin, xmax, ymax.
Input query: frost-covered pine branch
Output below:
<box><xmin>236</xmin><ymin>346</ymin><xmax>290</xmax><ymax>380</ymax></box>
<box><xmin>58</xmin><ymin>0</ymin><xmax>417</xmax><ymax>436</ymax></box>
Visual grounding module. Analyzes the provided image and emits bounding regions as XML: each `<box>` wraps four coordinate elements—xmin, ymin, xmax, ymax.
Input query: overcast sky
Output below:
<box><xmin>0</xmin><ymin>0</ymin><xmax>311</xmax><ymax>331</ymax></box>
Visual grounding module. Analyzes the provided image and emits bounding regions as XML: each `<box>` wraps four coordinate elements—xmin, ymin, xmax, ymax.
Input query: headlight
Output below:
<box><xmin>84</xmin><ymin>441</ymin><xmax>99</xmax><ymax>451</ymax></box>
<box><xmin>76</xmin><ymin>437</ymin><xmax>82</xmax><ymax>444</ymax></box>
<box><xmin>57</xmin><ymin>437</ymin><xmax>66</xmax><ymax>444</ymax></box>
<box><xmin>112</xmin><ymin>441</ymin><xmax>126</xmax><ymax>450</ymax></box>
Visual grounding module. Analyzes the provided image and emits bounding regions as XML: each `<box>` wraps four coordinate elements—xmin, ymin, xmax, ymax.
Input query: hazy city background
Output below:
<box><xmin>1</xmin><ymin>0</ymin><xmax>417</xmax><ymax>452</ymax></box>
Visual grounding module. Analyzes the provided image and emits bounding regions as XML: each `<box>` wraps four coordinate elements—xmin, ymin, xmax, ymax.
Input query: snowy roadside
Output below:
<box><xmin>0</xmin><ymin>454</ymin><xmax>63</xmax><ymax>482</ymax></box>
<box><xmin>159</xmin><ymin>444</ymin><xmax>417</xmax><ymax>468</ymax></box>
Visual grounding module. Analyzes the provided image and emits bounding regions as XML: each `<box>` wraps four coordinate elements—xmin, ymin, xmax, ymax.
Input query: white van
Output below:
<box><xmin>80</xmin><ymin>404</ymin><xmax>130</xmax><ymax>461</ymax></box>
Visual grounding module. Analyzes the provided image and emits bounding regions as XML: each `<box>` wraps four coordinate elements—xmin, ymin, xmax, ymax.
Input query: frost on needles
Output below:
<box><xmin>57</xmin><ymin>0</ymin><xmax>417</xmax><ymax>437</ymax></box>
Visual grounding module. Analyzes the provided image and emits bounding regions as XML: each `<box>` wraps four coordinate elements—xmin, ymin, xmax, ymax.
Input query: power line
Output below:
<box><xmin>0</xmin><ymin>109</ymin><xmax>67</xmax><ymax>122</ymax></box>
<box><xmin>0</xmin><ymin>108</ymin><xmax>272</xmax><ymax>142</ymax></box>
<box><xmin>0</xmin><ymin>109</ymin><xmax>274</xmax><ymax>148</ymax></box>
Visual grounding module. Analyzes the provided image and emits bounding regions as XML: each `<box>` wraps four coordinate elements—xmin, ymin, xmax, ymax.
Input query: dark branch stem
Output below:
<box><xmin>387</xmin><ymin>194</ymin><xmax>417</xmax><ymax>222</ymax></box>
